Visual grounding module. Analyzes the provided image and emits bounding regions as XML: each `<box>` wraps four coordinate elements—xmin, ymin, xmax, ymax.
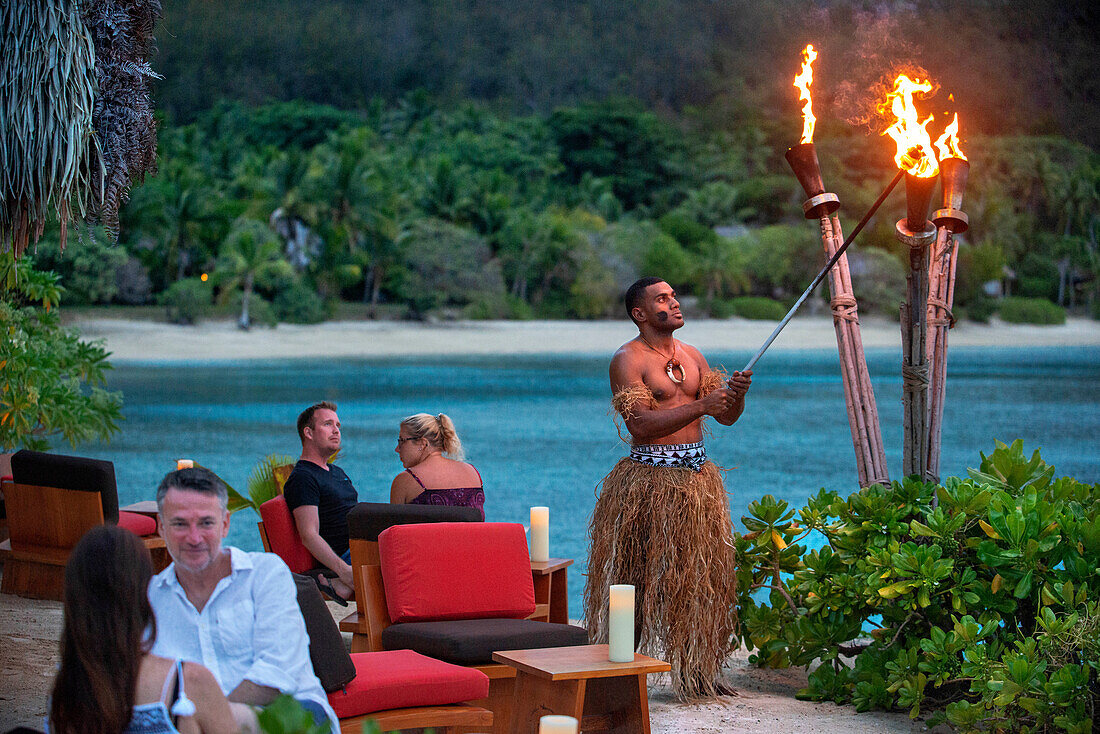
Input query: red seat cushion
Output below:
<box><xmin>117</xmin><ymin>511</ymin><xmax>156</xmax><ymax>536</ymax></box>
<box><xmin>259</xmin><ymin>495</ymin><xmax>316</xmax><ymax>574</ymax></box>
<box><xmin>327</xmin><ymin>649</ymin><xmax>489</xmax><ymax>718</ymax></box>
<box><xmin>379</xmin><ymin>522</ymin><xmax>535</xmax><ymax>623</ymax></box>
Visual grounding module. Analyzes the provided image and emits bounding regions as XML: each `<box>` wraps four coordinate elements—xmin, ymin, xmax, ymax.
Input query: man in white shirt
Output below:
<box><xmin>148</xmin><ymin>466</ymin><xmax>338</xmax><ymax>733</ymax></box>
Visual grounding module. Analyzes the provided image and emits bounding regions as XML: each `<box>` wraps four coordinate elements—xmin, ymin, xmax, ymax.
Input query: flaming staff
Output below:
<box><xmin>880</xmin><ymin>74</ymin><xmax>941</xmax><ymax>479</ymax></box>
<box><xmin>925</xmin><ymin>115</ymin><xmax>969</xmax><ymax>482</ymax></box>
<box><xmin>746</xmin><ymin>44</ymin><xmax>894</xmax><ymax>486</ymax></box>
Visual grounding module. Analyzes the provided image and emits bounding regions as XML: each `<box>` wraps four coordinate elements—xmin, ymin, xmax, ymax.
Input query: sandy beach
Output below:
<box><xmin>71</xmin><ymin>314</ymin><xmax>1100</xmax><ymax>362</ymax></box>
<box><xmin>0</xmin><ymin>589</ymin><xmax>930</xmax><ymax>733</ymax></box>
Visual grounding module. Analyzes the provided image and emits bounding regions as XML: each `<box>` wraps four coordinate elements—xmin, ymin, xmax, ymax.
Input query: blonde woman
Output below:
<box><xmin>390</xmin><ymin>413</ymin><xmax>485</xmax><ymax>519</ymax></box>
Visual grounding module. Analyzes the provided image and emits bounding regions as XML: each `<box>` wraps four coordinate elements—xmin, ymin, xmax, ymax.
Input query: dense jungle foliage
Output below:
<box><xmin>737</xmin><ymin>440</ymin><xmax>1100</xmax><ymax>732</ymax></box>
<box><xmin>15</xmin><ymin>0</ymin><xmax>1100</xmax><ymax>325</ymax></box>
<box><xmin>25</xmin><ymin>98</ymin><xmax>1098</xmax><ymax>325</ymax></box>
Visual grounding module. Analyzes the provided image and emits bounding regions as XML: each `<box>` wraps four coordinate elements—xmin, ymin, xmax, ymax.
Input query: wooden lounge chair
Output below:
<box><xmin>341</xmin><ymin>502</ymin><xmax>484</xmax><ymax>649</ymax></box>
<box><xmin>291</xmin><ymin>571</ymin><xmax>493</xmax><ymax>733</ymax></box>
<box><xmin>0</xmin><ymin>450</ymin><xmax>167</xmax><ymax>600</ymax></box>
<box><xmin>257</xmin><ymin>494</ymin><xmax>344</xmax><ymax>602</ymax></box>
<box><xmin>361</xmin><ymin>521</ymin><xmax>589</xmax><ymax>734</ymax></box>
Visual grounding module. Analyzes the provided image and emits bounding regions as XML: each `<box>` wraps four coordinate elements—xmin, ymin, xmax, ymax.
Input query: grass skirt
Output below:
<box><xmin>583</xmin><ymin>457</ymin><xmax>739</xmax><ymax>700</ymax></box>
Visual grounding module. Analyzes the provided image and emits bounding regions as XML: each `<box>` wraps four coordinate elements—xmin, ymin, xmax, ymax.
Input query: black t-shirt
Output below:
<box><xmin>283</xmin><ymin>460</ymin><xmax>358</xmax><ymax>557</ymax></box>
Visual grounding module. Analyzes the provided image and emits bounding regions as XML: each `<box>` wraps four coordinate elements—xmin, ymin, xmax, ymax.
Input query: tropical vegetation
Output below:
<box><xmin>736</xmin><ymin>440</ymin><xmax>1100</xmax><ymax>732</ymax></box>
<box><xmin>17</xmin><ymin>98</ymin><xmax>1098</xmax><ymax>326</ymax></box>
<box><xmin>0</xmin><ymin>259</ymin><xmax>122</xmax><ymax>451</ymax></box>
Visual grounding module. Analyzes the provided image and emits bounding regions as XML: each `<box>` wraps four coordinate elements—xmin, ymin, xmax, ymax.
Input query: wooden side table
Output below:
<box><xmin>530</xmin><ymin>557</ymin><xmax>572</xmax><ymax>624</ymax></box>
<box><xmin>493</xmin><ymin>644</ymin><xmax>670</xmax><ymax>734</ymax></box>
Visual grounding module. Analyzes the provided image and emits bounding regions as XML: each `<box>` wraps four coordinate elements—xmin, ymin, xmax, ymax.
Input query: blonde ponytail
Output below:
<box><xmin>401</xmin><ymin>412</ymin><xmax>465</xmax><ymax>461</ymax></box>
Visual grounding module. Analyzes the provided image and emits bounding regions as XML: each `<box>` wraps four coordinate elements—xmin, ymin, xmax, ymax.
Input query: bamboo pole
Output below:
<box><xmin>828</xmin><ymin>213</ymin><xmax>889</xmax><ymax>485</ymax></box>
<box><xmin>925</xmin><ymin>226</ymin><xmax>958</xmax><ymax>482</ymax></box>
<box><xmin>898</xmin><ymin>174</ymin><xmax>938</xmax><ymax>479</ymax></box>
<box><xmin>901</xmin><ymin>244</ymin><xmax>930</xmax><ymax>479</ymax></box>
<box><xmin>819</xmin><ymin>215</ymin><xmax>873</xmax><ymax>486</ymax></box>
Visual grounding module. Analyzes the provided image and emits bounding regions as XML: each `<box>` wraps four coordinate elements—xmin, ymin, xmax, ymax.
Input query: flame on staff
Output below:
<box><xmin>793</xmin><ymin>44</ymin><xmax>818</xmax><ymax>144</ymax></box>
<box><xmin>934</xmin><ymin>113</ymin><xmax>967</xmax><ymax>161</ymax></box>
<box><xmin>879</xmin><ymin>74</ymin><xmax>939</xmax><ymax>178</ymax></box>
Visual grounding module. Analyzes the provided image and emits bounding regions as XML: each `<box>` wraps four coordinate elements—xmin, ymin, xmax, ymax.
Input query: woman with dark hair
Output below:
<box><xmin>390</xmin><ymin>413</ymin><xmax>485</xmax><ymax>519</ymax></box>
<box><xmin>48</xmin><ymin>524</ymin><xmax>237</xmax><ymax>734</ymax></box>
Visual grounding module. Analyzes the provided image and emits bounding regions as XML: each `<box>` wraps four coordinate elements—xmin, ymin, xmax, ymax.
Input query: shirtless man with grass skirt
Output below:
<box><xmin>583</xmin><ymin>276</ymin><xmax>752</xmax><ymax>700</ymax></box>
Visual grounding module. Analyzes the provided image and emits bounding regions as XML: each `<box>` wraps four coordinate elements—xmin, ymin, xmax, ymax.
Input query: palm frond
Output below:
<box><xmin>247</xmin><ymin>453</ymin><xmax>296</xmax><ymax>510</ymax></box>
<box><xmin>81</xmin><ymin>0</ymin><xmax>163</xmax><ymax>240</ymax></box>
<box><xmin>0</xmin><ymin>0</ymin><xmax>100</xmax><ymax>259</ymax></box>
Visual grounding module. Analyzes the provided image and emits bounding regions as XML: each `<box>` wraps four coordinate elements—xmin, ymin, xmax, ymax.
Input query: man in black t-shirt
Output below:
<box><xmin>283</xmin><ymin>401</ymin><xmax>359</xmax><ymax>602</ymax></box>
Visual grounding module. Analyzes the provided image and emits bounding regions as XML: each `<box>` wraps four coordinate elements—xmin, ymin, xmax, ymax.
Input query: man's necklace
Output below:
<box><xmin>639</xmin><ymin>335</ymin><xmax>686</xmax><ymax>384</ymax></box>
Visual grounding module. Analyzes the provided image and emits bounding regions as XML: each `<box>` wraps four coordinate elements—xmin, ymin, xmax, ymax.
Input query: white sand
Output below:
<box><xmin>72</xmin><ymin>315</ymin><xmax>1100</xmax><ymax>362</ymax></box>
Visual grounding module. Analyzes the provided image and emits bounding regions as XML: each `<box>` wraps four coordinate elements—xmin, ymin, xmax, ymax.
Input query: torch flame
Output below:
<box><xmin>934</xmin><ymin>113</ymin><xmax>967</xmax><ymax>161</ymax></box>
<box><xmin>793</xmin><ymin>44</ymin><xmax>818</xmax><ymax>144</ymax></box>
<box><xmin>879</xmin><ymin>74</ymin><xmax>939</xmax><ymax>178</ymax></box>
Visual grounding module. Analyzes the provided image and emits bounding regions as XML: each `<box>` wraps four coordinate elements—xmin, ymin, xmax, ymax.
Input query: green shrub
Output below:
<box><xmin>716</xmin><ymin>296</ymin><xmax>786</xmax><ymax>320</ymax></box>
<box><xmin>0</xmin><ymin>259</ymin><xmax>122</xmax><ymax>451</ymax></box>
<box><xmin>736</xmin><ymin>440</ymin><xmax>1100</xmax><ymax>732</ymax></box>
<box><xmin>245</xmin><ymin>295</ymin><xmax>278</xmax><ymax>328</ymax></box>
<box><xmin>273</xmin><ymin>280</ymin><xmax>327</xmax><ymax>324</ymax></box>
<box><xmin>998</xmin><ymin>296</ymin><xmax>1066</xmax><ymax>325</ymax></box>
<box><xmin>160</xmin><ymin>278</ymin><xmax>212</xmax><ymax>325</ymax></box>
<box><xmin>964</xmin><ymin>294</ymin><xmax>998</xmax><ymax>323</ymax></box>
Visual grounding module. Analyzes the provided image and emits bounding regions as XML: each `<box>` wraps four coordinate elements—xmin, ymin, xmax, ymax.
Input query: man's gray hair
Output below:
<box><xmin>156</xmin><ymin>466</ymin><xmax>229</xmax><ymax>513</ymax></box>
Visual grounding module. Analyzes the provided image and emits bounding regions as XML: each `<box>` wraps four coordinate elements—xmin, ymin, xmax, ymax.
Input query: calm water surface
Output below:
<box><xmin>78</xmin><ymin>346</ymin><xmax>1100</xmax><ymax>615</ymax></box>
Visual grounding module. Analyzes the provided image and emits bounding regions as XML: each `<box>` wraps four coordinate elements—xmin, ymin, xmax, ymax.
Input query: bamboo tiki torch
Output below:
<box><xmin>882</xmin><ymin>76</ymin><xmax>940</xmax><ymax>479</ymax></box>
<box><xmin>925</xmin><ymin>115</ymin><xmax>969</xmax><ymax>483</ymax></box>
<box><xmin>783</xmin><ymin>45</ymin><xmax>888</xmax><ymax>487</ymax></box>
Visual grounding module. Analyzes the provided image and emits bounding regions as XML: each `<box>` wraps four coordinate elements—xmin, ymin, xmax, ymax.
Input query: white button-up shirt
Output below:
<box><xmin>148</xmin><ymin>546</ymin><xmax>338</xmax><ymax>732</ymax></box>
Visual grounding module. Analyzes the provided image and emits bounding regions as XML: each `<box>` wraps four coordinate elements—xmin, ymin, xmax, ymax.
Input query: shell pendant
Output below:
<box><xmin>666</xmin><ymin>359</ymin><xmax>686</xmax><ymax>384</ymax></box>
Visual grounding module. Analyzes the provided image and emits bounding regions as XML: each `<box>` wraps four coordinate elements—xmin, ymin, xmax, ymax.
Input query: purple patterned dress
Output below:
<box><xmin>406</xmin><ymin>467</ymin><xmax>485</xmax><ymax>520</ymax></box>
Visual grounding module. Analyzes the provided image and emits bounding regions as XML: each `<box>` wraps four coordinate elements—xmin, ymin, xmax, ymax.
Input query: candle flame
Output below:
<box><xmin>793</xmin><ymin>44</ymin><xmax>818</xmax><ymax>144</ymax></box>
<box><xmin>879</xmin><ymin>74</ymin><xmax>939</xmax><ymax>178</ymax></box>
<box><xmin>934</xmin><ymin>113</ymin><xmax>967</xmax><ymax>161</ymax></box>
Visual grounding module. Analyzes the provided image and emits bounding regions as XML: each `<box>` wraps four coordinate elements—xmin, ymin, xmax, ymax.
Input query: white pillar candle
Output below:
<box><xmin>608</xmin><ymin>584</ymin><xmax>635</xmax><ymax>663</ymax></box>
<box><xmin>539</xmin><ymin>715</ymin><xmax>578</xmax><ymax>734</ymax></box>
<box><xmin>529</xmin><ymin>506</ymin><xmax>549</xmax><ymax>562</ymax></box>
<box><xmin>176</xmin><ymin>459</ymin><xmax>194</xmax><ymax>470</ymax></box>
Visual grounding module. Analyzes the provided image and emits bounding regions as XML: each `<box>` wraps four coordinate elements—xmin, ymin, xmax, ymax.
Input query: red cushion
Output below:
<box><xmin>117</xmin><ymin>511</ymin><xmax>156</xmax><ymax>536</ymax></box>
<box><xmin>259</xmin><ymin>495</ymin><xmax>317</xmax><ymax>574</ymax></box>
<box><xmin>379</xmin><ymin>522</ymin><xmax>535</xmax><ymax>623</ymax></box>
<box><xmin>327</xmin><ymin>649</ymin><xmax>489</xmax><ymax>718</ymax></box>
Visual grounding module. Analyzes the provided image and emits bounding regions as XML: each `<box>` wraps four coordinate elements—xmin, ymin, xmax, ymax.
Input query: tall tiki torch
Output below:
<box><xmin>925</xmin><ymin>115</ymin><xmax>969</xmax><ymax>483</ymax></box>
<box><xmin>881</xmin><ymin>75</ymin><xmax>941</xmax><ymax>479</ymax></box>
<box><xmin>784</xmin><ymin>45</ymin><xmax>888</xmax><ymax>488</ymax></box>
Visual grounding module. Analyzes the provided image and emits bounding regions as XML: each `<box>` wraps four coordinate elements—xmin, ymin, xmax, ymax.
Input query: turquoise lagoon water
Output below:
<box><xmin>77</xmin><ymin>346</ymin><xmax>1099</xmax><ymax>616</ymax></box>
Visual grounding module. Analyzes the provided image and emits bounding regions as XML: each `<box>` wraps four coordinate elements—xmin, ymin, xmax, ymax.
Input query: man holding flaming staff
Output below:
<box><xmin>583</xmin><ymin>276</ymin><xmax>752</xmax><ymax>699</ymax></box>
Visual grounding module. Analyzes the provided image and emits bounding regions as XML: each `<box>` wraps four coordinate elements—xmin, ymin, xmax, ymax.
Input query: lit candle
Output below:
<box><xmin>176</xmin><ymin>459</ymin><xmax>194</xmax><ymax>470</ymax></box>
<box><xmin>539</xmin><ymin>715</ymin><xmax>578</xmax><ymax>734</ymax></box>
<box><xmin>529</xmin><ymin>506</ymin><xmax>549</xmax><ymax>562</ymax></box>
<box><xmin>608</xmin><ymin>584</ymin><xmax>635</xmax><ymax>663</ymax></box>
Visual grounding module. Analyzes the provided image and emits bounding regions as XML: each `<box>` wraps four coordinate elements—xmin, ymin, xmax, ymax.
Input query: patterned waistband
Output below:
<box><xmin>629</xmin><ymin>441</ymin><xmax>708</xmax><ymax>472</ymax></box>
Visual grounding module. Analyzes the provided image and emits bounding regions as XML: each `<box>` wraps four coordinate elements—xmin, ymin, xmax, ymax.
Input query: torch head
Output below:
<box><xmin>785</xmin><ymin>144</ymin><xmax>840</xmax><ymax>219</ymax></box>
<box><xmin>932</xmin><ymin>157</ymin><xmax>970</xmax><ymax>233</ymax></box>
<box><xmin>904</xmin><ymin>171</ymin><xmax>939</xmax><ymax>232</ymax></box>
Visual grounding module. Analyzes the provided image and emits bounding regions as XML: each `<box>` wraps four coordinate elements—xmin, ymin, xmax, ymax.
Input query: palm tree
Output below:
<box><xmin>125</xmin><ymin>156</ymin><xmax>222</xmax><ymax>289</ymax></box>
<box><xmin>299</xmin><ymin>129</ymin><xmax>410</xmax><ymax>315</ymax></box>
<box><xmin>213</xmin><ymin>218</ymin><xmax>291</xmax><ymax>329</ymax></box>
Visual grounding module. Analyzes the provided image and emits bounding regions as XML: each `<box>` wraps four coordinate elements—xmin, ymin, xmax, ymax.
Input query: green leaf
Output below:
<box><xmin>1013</xmin><ymin>570</ymin><xmax>1034</xmax><ymax>599</ymax></box>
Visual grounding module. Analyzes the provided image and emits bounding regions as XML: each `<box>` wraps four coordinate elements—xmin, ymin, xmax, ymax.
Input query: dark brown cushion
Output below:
<box><xmin>10</xmin><ymin>450</ymin><xmax>118</xmax><ymax>522</ymax></box>
<box><xmin>291</xmin><ymin>573</ymin><xmax>356</xmax><ymax>692</ymax></box>
<box><xmin>346</xmin><ymin>502</ymin><xmax>482</xmax><ymax>541</ymax></box>
<box><xmin>381</xmin><ymin>618</ymin><xmax>589</xmax><ymax>666</ymax></box>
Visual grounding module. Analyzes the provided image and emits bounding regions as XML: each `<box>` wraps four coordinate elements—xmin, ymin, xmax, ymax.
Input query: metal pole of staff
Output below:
<box><xmin>742</xmin><ymin>165</ymin><xmax>909</xmax><ymax>372</ymax></box>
